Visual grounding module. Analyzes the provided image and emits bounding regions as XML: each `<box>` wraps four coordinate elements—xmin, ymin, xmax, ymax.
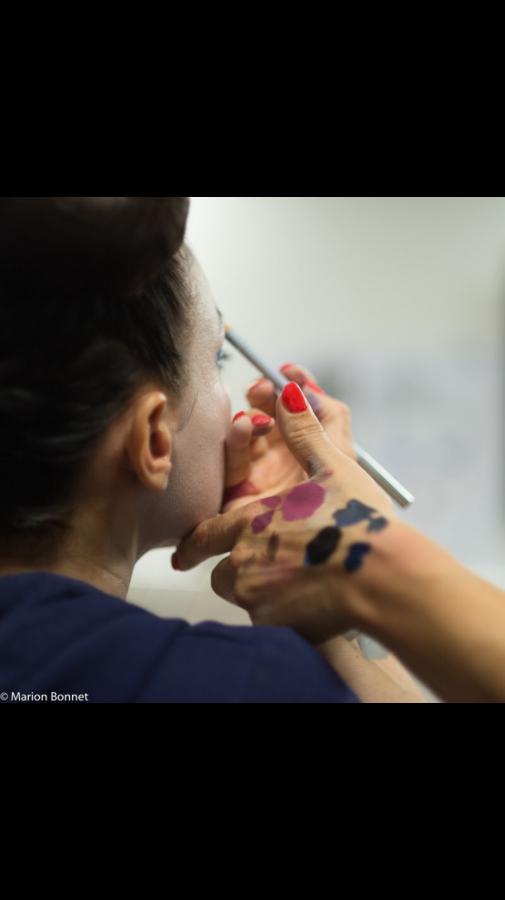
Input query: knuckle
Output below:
<box><xmin>292</xmin><ymin>421</ymin><xmax>324</xmax><ymax>446</ymax></box>
<box><xmin>210</xmin><ymin>566</ymin><xmax>226</xmax><ymax>596</ymax></box>
<box><xmin>229</xmin><ymin>547</ymin><xmax>246</xmax><ymax>570</ymax></box>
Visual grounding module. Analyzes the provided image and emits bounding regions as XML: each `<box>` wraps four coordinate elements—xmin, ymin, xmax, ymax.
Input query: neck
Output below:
<box><xmin>0</xmin><ymin>554</ymin><xmax>134</xmax><ymax>601</ymax></box>
<box><xmin>0</xmin><ymin>510</ymin><xmax>140</xmax><ymax>601</ymax></box>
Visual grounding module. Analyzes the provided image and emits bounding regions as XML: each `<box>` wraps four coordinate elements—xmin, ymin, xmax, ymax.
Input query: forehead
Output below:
<box><xmin>188</xmin><ymin>253</ymin><xmax>223</xmax><ymax>341</ymax></box>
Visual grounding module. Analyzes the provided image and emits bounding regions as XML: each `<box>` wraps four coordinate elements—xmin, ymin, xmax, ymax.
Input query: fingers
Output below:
<box><xmin>275</xmin><ymin>382</ymin><xmax>346</xmax><ymax>479</ymax></box>
<box><xmin>246</xmin><ymin>367</ymin><xmax>354</xmax><ymax>460</ymax></box>
<box><xmin>225</xmin><ymin>409</ymin><xmax>275</xmax><ymax>490</ymax></box>
<box><xmin>246</xmin><ymin>379</ymin><xmax>278</xmax><ymax>419</ymax></box>
<box><xmin>211</xmin><ymin>557</ymin><xmax>238</xmax><ymax>602</ymax></box>
<box><xmin>225</xmin><ymin>414</ymin><xmax>254</xmax><ymax>490</ymax></box>
<box><xmin>175</xmin><ymin>504</ymin><xmax>257</xmax><ymax>572</ymax></box>
<box><xmin>279</xmin><ymin>364</ymin><xmax>356</xmax><ymax>460</ymax></box>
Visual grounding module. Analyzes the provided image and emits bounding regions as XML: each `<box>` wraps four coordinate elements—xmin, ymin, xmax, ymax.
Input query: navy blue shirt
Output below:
<box><xmin>0</xmin><ymin>573</ymin><xmax>358</xmax><ymax>703</ymax></box>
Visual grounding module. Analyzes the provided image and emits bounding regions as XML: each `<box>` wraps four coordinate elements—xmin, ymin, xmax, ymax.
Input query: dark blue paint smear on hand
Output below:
<box><xmin>344</xmin><ymin>543</ymin><xmax>372</xmax><ymax>573</ymax></box>
<box><xmin>334</xmin><ymin>501</ymin><xmax>377</xmax><ymax>528</ymax></box>
<box><xmin>305</xmin><ymin>527</ymin><xmax>342</xmax><ymax>567</ymax></box>
<box><xmin>367</xmin><ymin>517</ymin><xmax>389</xmax><ymax>533</ymax></box>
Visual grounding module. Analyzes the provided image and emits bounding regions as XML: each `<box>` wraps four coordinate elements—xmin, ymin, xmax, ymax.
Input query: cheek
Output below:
<box><xmin>168</xmin><ymin>381</ymin><xmax>232</xmax><ymax>536</ymax></box>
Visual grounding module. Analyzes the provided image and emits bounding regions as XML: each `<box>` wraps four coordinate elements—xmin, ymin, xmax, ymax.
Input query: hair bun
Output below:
<box><xmin>0</xmin><ymin>197</ymin><xmax>190</xmax><ymax>299</ymax></box>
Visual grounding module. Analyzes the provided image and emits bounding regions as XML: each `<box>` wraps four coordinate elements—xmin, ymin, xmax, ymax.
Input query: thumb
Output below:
<box><xmin>276</xmin><ymin>382</ymin><xmax>344</xmax><ymax>478</ymax></box>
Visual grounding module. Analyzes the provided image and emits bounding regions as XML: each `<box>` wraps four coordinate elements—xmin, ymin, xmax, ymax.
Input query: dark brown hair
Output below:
<box><xmin>0</xmin><ymin>197</ymin><xmax>192</xmax><ymax>557</ymax></box>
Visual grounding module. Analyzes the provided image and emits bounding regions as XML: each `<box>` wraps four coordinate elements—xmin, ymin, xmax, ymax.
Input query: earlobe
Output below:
<box><xmin>149</xmin><ymin>429</ymin><xmax>173</xmax><ymax>492</ymax></box>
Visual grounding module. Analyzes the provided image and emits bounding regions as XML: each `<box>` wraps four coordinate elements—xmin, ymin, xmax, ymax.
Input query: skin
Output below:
<box><xmin>176</xmin><ymin>363</ymin><xmax>429</xmax><ymax>703</ymax></box>
<box><xmin>0</xmin><ymin>253</ymin><xmax>232</xmax><ymax>600</ymax></box>
<box><xmin>0</xmin><ymin>252</ymin><xmax>426</xmax><ymax>702</ymax></box>
<box><xmin>175</xmin><ymin>373</ymin><xmax>505</xmax><ymax>702</ymax></box>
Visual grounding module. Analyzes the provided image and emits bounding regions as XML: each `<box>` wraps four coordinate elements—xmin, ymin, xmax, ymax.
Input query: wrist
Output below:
<box><xmin>338</xmin><ymin>520</ymin><xmax>505</xmax><ymax>701</ymax></box>
<box><xmin>338</xmin><ymin>520</ymin><xmax>453</xmax><ymax>640</ymax></box>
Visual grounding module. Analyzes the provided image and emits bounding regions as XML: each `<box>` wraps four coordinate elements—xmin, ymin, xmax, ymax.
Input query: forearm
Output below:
<box><xmin>318</xmin><ymin>636</ymin><xmax>428</xmax><ymax>703</ymax></box>
<box><xmin>348</xmin><ymin>522</ymin><xmax>505</xmax><ymax>702</ymax></box>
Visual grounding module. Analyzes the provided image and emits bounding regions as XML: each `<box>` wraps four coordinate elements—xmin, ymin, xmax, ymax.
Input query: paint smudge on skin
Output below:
<box><xmin>267</xmin><ymin>533</ymin><xmax>280</xmax><ymax>563</ymax></box>
<box><xmin>305</xmin><ymin>527</ymin><xmax>342</xmax><ymax>567</ymax></box>
<box><xmin>252</xmin><ymin>510</ymin><xmax>275</xmax><ymax>534</ymax></box>
<box><xmin>262</xmin><ymin>496</ymin><xmax>283</xmax><ymax>510</ymax></box>
<box><xmin>367</xmin><ymin>516</ymin><xmax>389</xmax><ymax>533</ymax></box>
<box><xmin>334</xmin><ymin>500</ymin><xmax>389</xmax><ymax>534</ymax></box>
<box><xmin>344</xmin><ymin>543</ymin><xmax>372</xmax><ymax>573</ymax></box>
<box><xmin>334</xmin><ymin>500</ymin><xmax>377</xmax><ymax>527</ymax></box>
<box><xmin>282</xmin><ymin>482</ymin><xmax>326</xmax><ymax>522</ymax></box>
<box><xmin>252</xmin><ymin>481</ymin><xmax>326</xmax><ymax>534</ymax></box>
<box><xmin>251</xmin><ymin>483</ymin><xmax>326</xmax><ymax>536</ymax></box>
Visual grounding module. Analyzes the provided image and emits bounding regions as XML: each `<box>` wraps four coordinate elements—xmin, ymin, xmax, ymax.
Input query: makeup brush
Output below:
<box><xmin>225</xmin><ymin>325</ymin><xmax>415</xmax><ymax>509</ymax></box>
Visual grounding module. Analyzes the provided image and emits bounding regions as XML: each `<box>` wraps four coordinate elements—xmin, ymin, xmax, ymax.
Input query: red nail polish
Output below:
<box><xmin>252</xmin><ymin>415</ymin><xmax>273</xmax><ymax>428</ymax></box>
<box><xmin>171</xmin><ymin>553</ymin><xmax>180</xmax><ymax>571</ymax></box>
<box><xmin>233</xmin><ymin>411</ymin><xmax>247</xmax><ymax>424</ymax></box>
<box><xmin>282</xmin><ymin>383</ymin><xmax>308</xmax><ymax>414</ymax></box>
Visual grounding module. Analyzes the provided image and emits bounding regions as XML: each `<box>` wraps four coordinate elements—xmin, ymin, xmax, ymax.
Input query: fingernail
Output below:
<box><xmin>171</xmin><ymin>553</ymin><xmax>180</xmax><ymax>571</ymax></box>
<box><xmin>280</xmin><ymin>363</ymin><xmax>296</xmax><ymax>373</ymax></box>
<box><xmin>233</xmin><ymin>411</ymin><xmax>247</xmax><ymax>424</ymax></box>
<box><xmin>252</xmin><ymin>415</ymin><xmax>273</xmax><ymax>428</ymax></box>
<box><xmin>281</xmin><ymin>382</ymin><xmax>308</xmax><ymax>414</ymax></box>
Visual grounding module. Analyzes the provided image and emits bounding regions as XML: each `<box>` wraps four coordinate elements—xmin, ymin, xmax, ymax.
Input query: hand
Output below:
<box><xmin>175</xmin><ymin>381</ymin><xmax>396</xmax><ymax>645</ymax></box>
<box><xmin>222</xmin><ymin>363</ymin><xmax>356</xmax><ymax>514</ymax></box>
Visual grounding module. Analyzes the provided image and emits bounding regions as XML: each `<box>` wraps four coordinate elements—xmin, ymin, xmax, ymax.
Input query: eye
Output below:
<box><xmin>216</xmin><ymin>349</ymin><xmax>232</xmax><ymax>370</ymax></box>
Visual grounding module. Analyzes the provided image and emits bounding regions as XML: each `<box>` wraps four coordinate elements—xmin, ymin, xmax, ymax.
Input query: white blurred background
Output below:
<box><xmin>128</xmin><ymin>197</ymin><xmax>505</xmax><ymax>635</ymax></box>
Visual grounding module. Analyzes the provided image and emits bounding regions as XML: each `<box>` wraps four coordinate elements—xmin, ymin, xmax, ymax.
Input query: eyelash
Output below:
<box><xmin>216</xmin><ymin>349</ymin><xmax>232</xmax><ymax>369</ymax></box>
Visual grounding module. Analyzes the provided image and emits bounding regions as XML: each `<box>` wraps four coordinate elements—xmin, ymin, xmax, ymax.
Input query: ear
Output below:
<box><xmin>125</xmin><ymin>391</ymin><xmax>174</xmax><ymax>493</ymax></box>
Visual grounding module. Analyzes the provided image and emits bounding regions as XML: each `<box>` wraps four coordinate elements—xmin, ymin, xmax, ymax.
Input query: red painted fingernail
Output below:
<box><xmin>305</xmin><ymin>378</ymin><xmax>325</xmax><ymax>395</ymax></box>
<box><xmin>233</xmin><ymin>411</ymin><xmax>247</xmax><ymax>424</ymax></box>
<box><xmin>171</xmin><ymin>553</ymin><xmax>180</xmax><ymax>571</ymax></box>
<box><xmin>252</xmin><ymin>415</ymin><xmax>273</xmax><ymax>428</ymax></box>
<box><xmin>281</xmin><ymin>382</ymin><xmax>308</xmax><ymax>414</ymax></box>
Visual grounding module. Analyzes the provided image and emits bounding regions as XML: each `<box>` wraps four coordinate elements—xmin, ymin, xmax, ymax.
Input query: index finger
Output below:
<box><xmin>174</xmin><ymin>504</ymin><xmax>257</xmax><ymax>572</ymax></box>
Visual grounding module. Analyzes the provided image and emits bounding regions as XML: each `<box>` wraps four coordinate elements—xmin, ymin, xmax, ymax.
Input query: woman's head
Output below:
<box><xmin>0</xmin><ymin>198</ymin><xmax>231</xmax><ymax>577</ymax></box>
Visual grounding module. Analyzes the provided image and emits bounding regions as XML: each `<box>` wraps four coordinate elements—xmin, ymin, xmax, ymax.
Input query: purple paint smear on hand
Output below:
<box><xmin>252</xmin><ymin>510</ymin><xmax>275</xmax><ymax>534</ymax></box>
<box><xmin>262</xmin><ymin>496</ymin><xmax>283</xmax><ymax>510</ymax></box>
<box><xmin>282</xmin><ymin>482</ymin><xmax>326</xmax><ymax>521</ymax></box>
<box><xmin>251</xmin><ymin>482</ymin><xmax>326</xmax><ymax>534</ymax></box>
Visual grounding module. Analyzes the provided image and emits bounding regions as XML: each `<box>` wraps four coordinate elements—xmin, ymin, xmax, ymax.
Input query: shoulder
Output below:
<box><xmin>0</xmin><ymin>574</ymin><xmax>357</xmax><ymax>703</ymax></box>
<box><xmin>140</xmin><ymin>620</ymin><xmax>359</xmax><ymax>704</ymax></box>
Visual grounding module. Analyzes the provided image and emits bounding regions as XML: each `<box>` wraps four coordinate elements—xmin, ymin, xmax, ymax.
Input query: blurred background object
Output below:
<box><xmin>129</xmin><ymin>197</ymin><xmax>505</xmax><ymax>650</ymax></box>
